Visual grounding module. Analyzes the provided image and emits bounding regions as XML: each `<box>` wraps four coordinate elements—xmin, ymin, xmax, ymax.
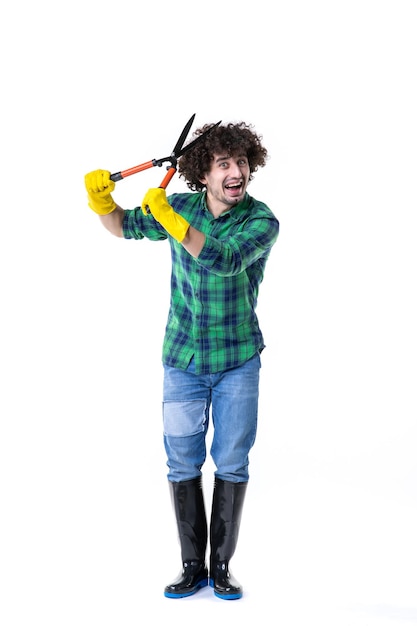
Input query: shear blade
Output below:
<box><xmin>172</xmin><ymin>114</ymin><xmax>196</xmax><ymax>157</ymax></box>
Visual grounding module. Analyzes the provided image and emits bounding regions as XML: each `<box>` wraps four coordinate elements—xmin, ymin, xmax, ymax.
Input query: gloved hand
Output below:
<box><xmin>84</xmin><ymin>170</ymin><xmax>117</xmax><ymax>215</ymax></box>
<box><xmin>142</xmin><ymin>188</ymin><xmax>190</xmax><ymax>242</ymax></box>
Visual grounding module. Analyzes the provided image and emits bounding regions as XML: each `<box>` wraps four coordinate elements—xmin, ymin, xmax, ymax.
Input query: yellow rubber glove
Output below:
<box><xmin>84</xmin><ymin>170</ymin><xmax>117</xmax><ymax>215</ymax></box>
<box><xmin>142</xmin><ymin>188</ymin><xmax>190</xmax><ymax>242</ymax></box>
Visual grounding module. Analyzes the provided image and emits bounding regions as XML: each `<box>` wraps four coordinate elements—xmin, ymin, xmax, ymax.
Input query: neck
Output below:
<box><xmin>205</xmin><ymin>192</ymin><xmax>240</xmax><ymax>219</ymax></box>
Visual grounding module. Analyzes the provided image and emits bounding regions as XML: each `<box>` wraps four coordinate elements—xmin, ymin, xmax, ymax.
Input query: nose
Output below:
<box><xmin>229</xmin><ymin>160</ymin><xmax>243</xmax><ymax>178</ymax></box>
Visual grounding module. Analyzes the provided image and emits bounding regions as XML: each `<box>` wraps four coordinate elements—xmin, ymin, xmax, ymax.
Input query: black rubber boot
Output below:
<box><xmin>209</xmin><ymin>478</ymin><xmax>248</xmax><ymax>600</ymax></box>
<box><xmin>164</xmin><ymin>477</ymin><xmax>208</xmax><ymax>598</ymax></box>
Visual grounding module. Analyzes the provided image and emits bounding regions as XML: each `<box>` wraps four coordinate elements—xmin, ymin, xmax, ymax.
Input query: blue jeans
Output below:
<box><xmin>162</xmin><ymin>353</ymin><xmax>261</xmax><ymax>483</ymax></box>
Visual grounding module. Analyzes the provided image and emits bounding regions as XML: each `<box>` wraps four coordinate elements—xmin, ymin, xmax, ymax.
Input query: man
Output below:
<box><xmin>84</xmin><ymin>121</ymin><xmax>279</xmax><ymax>600</ymax></box>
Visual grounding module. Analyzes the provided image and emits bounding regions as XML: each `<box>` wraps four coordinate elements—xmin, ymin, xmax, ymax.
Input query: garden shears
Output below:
<box><xmin>110</xmin><ymin>114</ymin><xmax>221</xmax><ymax>189</ymax></box>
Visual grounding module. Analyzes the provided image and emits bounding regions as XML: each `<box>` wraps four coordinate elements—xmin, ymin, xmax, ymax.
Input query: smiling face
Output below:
<box><xmin>200</xmin><ymin>152</ymin><xmax>250</xmax><ymax>217</ymax></box>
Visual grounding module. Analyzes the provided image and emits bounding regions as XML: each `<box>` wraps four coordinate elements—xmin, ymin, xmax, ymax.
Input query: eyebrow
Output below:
<box><xmin>214</xmin><ymin>154</ymin><xmax>247</xmax><ymax>163</ymax></box>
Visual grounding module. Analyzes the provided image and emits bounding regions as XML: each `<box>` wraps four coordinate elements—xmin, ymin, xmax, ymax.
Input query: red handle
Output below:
<box><xmin>159</xmin><ymin>167</ymin><xmax>177</xmax><ymax>189</ymax></box>
<box><xmin>110</xmin><ymin>160</ymin><xmax>155</xmax><ymax>182</ymax></box>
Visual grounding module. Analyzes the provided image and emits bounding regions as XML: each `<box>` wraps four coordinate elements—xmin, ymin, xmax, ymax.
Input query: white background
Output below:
<box><xmin>1</xmin><ymin>1</ymin><xmax>416</xmax><ymax>624</ymax></box>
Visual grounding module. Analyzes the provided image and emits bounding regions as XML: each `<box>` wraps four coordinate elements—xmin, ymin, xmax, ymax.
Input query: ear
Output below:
<box><xmin>199</xmin><ymin>175</ymin><xmax>207</xmax><ymax>185</ymax></box>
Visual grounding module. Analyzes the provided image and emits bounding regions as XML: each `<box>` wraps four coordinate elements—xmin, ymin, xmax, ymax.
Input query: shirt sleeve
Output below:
<box><xmin>122</xmin><ymin>207</ymin><xmax>168</xmax><ymax>241</ymax></box>
<box><xmin>197</xmin><ymin>207</ymin><xmax>279</xmax><ymax>277</ymax></box>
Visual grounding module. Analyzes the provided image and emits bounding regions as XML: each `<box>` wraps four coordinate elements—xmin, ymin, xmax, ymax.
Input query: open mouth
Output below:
<box><xmin>225</xmin><ymin>182</ymin><xmax>243</xmax><ymax>192</ymax></box>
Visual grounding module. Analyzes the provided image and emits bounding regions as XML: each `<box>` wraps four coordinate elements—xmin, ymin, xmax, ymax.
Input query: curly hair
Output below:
<box><xmin>178</xmin><ymin>122</ymin><xmax>268</xmax><ymax>192</ymax></box>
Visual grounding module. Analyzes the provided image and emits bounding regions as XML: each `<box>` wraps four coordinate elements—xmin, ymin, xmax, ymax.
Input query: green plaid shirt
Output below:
<box><xmin>123</xmin><ymin>192</ymin><xmax>279</xmax><ymax>374</ymax></box>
